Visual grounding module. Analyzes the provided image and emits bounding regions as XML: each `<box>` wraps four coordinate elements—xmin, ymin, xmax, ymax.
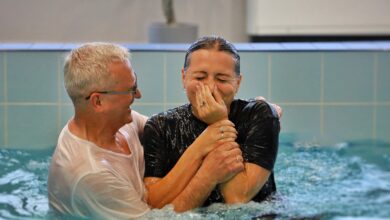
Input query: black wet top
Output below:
<box><xmin>142</xmin><ymin>99</ymin><xmax>280</xmax><ymax>206</ymax></box>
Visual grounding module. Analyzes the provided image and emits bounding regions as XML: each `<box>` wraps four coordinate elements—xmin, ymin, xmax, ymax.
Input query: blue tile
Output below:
<box><xmin>60</xmin><ymin>105</ymin><xmax>74</xmax><ymax>129</ymax></box>
<box><xmin>280</xmin><ymin>105</ymin><xmax>321</xmax><ymax>141</ymax></box>
<box><xmin>58</xmin><ymin>52</ymin><xmax>73</xmax><ymax>104</ymax></box>
<box><xmin>61</xmin><ymin>88</ymin><xmax>72</xmax><ymax>104</ymax></box>
<box><xmin>0</xmin><ymin>52</ymin><xmax>4</xmax><ymax>103</ymax></box>
<box><xmin>271</xmin><ymin>52</ymin><xmax>321</xmax><ymax>102</ymax></box>
<box><xmin>324</xmin><ymin>52</ymin><xmax>374</xmax><ymax>103</ymax></box>
<box><xmin>7</xmin><ymin>51</ymin><xmax>60</xmax><ymax>102</ymax></box>
<box><xmin>323</xmin><ymin>106</ymin><xmax>373</xmax><ymax>143</ymax></box>
<box><xmin>376</xmin><ymin>106</ymin><xmax>390</xmax><ymax>143</ymax></box>
<box><xmin>166</xmin><ymin>52</ymin><xmax>188</xmax><ymax>103</ymax></box>
<box><xmin>237</xmin><ymin>52</ymin><xmax>269</xmax><ymax>100</ymax></box>
<box><xmin>377</xmin><ymin>52</ymin><xmax>390</xmax><ymax>102</ymax></box>
<box><xmin>131</xmin><ymin>104</ymin><xmax>164</xmax><ymax>118</ymax></box>
<box><xmin>131</xmin><ymin>52</ymin><xmax>164</xmax><ymax>103</ymax></box>
<box><xmin>8</xmin><ymin>106</ymin><xmax>58</xmax><ymax>149</ymax></box>
<box><xmin>0</xmin><ymin>106</ymin><xmax>4</xmax><ymax>147</ymax></box>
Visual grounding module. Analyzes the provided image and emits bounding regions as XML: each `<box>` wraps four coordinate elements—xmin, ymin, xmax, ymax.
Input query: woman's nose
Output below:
<box><xmin>203</xmin><ymin>78</ymin><xmax>215</xmax><ymax>90</ymax></box>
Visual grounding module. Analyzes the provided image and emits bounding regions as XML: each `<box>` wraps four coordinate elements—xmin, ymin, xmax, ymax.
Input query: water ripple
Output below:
<box><xmin>1</xmin><ymin>144</ymin><xmax>390</xmax><ymax>219</ymax></box>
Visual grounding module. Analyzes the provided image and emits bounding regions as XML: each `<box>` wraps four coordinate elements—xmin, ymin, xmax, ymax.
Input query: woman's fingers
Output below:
<box><xmin>195</xmin><ymin>84</ymin><xmax>206</xmax><ymax>108</ymax></box>
<box><xmin>212</xmin><ymin>86</ymin><xmax>225</xmax><ymax>106</ymax></box>
<box><xmin>203</xmin><ymin>84</ymin><xmax>218</xmax><ymax>106</ymax></box>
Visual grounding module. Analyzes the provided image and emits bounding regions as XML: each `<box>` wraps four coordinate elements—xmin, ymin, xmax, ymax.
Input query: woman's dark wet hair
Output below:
<box><xmin>183</xmin><ymin>36</ymin><xmax>240</xmax><ymax>75</ymax></box>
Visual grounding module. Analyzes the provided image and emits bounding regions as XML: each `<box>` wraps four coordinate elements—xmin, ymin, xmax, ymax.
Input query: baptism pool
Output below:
<box><xmin>0</xmin><ymin>142</ymin><xmax>389</xmax><ymax>220</ymax></box>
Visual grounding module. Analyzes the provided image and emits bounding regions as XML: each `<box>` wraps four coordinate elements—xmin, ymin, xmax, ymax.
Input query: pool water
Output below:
<box><xmin>0</xmin><ymin>142</ymin><xmax>389</xmax><ymax>220</ymax></box>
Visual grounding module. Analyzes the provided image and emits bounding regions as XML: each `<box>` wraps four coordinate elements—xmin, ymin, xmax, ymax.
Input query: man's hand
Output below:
<box><xmin>255</xmin><ymin>96</ymin><xmax>283</xmax><ymax>118</ymax></box>
<box><xmin>197</xmin><ymin>141</ymin><xmax>244</xmax><ymax>185</ymax></box>
<box><xmin>193</xmin><ymin>83</ymin><xmax>228</xmax><ymax>124</ymax></box>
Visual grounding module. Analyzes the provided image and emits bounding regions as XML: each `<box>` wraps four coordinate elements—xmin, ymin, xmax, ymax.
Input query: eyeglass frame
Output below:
<box><xmin>85</xmin><ymin>72</ymin><xmax>138</xmax><ymax>100</ymax></box>
<box><xmin>85</xmin><ymin>87</ymin><xmax>138</xmax><ymax>100</ymax></box>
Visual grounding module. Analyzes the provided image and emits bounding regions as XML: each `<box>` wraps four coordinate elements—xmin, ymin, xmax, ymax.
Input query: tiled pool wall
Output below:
<box><xmin>1</xmin><ymin>44</ymin><xmax>390</xmax><ymax>149</ymax></box>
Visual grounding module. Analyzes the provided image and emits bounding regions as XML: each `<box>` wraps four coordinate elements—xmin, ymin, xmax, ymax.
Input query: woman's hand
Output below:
<box><xmin>191</xmin><ymin>119</ymin><xmax>237</xmax><ymax>158</ymax></box>
<box><xmin>193</xmin><ymin>83</ymin><xmax>228</xmax><ymax>125</ymax></box>
<box><xmin>197</xmin><ymin>141</ymin><xmax>244</xmax><ymax>185</ymax></box>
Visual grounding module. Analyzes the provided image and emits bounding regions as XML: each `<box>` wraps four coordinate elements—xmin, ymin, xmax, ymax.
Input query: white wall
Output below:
<box><xmin>247</xmin><ymin>0</ymin><xmax>390</xmax><ymax>36</ymax></box>
<box><xmin>0</xmin><ymin>0</ymin><xmax>247</xmax><ymax>43</ymax></box>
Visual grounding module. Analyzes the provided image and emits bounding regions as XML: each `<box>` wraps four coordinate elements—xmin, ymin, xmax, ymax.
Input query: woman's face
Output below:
<box><xmin>182</xmin><ymin>49</ymin><xmax>241</xmax><ymax>112</ymax></box>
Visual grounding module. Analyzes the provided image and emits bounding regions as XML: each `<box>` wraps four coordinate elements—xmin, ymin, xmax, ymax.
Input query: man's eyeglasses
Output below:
<box><xmin>85</xmin><ymin>87</ymin><xmax>137</xmax><ymax>100</ymax></box>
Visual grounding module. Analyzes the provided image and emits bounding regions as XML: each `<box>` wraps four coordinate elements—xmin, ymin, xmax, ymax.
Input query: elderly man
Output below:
<box><xmin>143</xmin><ymin>36</ymin><xmax>280</xmax><ymax>211</ymax></box>
<box><xmin>47</xmin><ymin>42</ymin><xmax>150</xmax><ymax>219</ymax></box>
<box><xmin>48</xmin><ymin>42</ymin><xmax>246</xmax><ymax>219</ymax></box>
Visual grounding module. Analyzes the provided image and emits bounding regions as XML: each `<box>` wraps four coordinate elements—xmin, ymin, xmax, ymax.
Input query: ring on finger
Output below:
<box><xmin>200</xmin><ymin>101</ymin><xmax>206</xmax><ymax>107</ymax></box>
<box><xmin>220</xmin><ymin>126</ymin><xmax>224</xmax><ymax>133</ymax></box>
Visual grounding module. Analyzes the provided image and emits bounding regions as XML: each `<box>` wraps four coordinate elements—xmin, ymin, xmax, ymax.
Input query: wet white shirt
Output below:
<box><xmin>48</xmin><ymin>111</ymin><xmax>150</xmax><ymax>219</ymax></box>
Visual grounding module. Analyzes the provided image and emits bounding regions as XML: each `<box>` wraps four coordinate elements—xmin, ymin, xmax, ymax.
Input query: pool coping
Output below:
<box><xmin>1</xmin><ymin>41</ymin><xmax>390</xmax><ymax>52</ymax></box>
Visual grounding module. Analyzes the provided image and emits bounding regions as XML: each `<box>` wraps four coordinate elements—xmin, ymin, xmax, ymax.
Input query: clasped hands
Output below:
<box><xmin>192</xmin><ymin>83</ymin><xmax>244</xmax><ymax>185</ymax></box>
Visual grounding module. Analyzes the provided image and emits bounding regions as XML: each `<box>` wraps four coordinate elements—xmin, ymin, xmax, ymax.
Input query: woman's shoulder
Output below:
<box><xmin>231</xmin><ymin>99</ymin><xmax>278</xmax><ymax>120</ymax></box>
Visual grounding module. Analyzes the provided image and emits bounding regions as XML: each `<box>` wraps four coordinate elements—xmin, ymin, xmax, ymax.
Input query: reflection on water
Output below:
<box><xmin>0</xmin><ymin>143</ymin><xmax>389</xmax><ymax>220</ymax></box>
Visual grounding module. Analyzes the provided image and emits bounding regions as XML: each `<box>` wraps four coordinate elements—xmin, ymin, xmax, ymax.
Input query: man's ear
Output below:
<box><xmin>90</xmin><ymin>93</ymin><xmax>103</xmax><ymax>111</ymax></box>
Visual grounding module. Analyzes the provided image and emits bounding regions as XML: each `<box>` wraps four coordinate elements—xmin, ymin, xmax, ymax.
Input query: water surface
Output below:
<box><xmin>0</xmin><ymin>142</ymin><xmax>389</xmax><ymax>219</ymax></box>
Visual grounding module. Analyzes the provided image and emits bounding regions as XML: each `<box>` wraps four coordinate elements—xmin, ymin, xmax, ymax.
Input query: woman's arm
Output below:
<box><xmin>144</xmin><ymin>119</ymin><xmax>238</xmax><ymax>208</ymax></box>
